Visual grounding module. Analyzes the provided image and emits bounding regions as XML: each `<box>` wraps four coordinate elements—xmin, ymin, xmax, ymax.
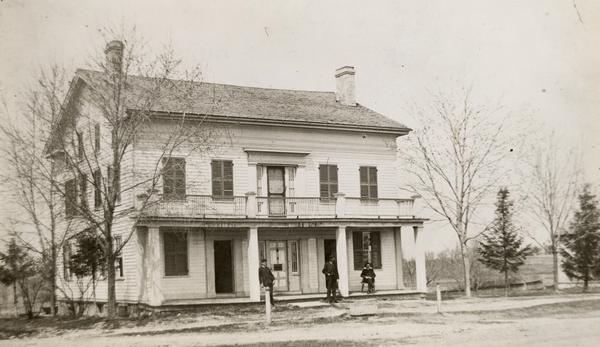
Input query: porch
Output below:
<box><xmin>136</xmin><ymin>223</ymin><xmax>428</xmax><ymax>307</ymax></box>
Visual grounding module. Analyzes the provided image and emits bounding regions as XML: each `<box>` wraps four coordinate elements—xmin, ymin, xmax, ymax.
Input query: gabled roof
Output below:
<box><xmin>75</xmin><ymin>69</ymin><xmax>410</xmax><ymax>135</ymax></box>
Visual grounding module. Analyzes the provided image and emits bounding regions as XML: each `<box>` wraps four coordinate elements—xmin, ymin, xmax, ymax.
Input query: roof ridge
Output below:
<box><xmin>76</xmin><ymin>68</ymin><xmax>334</xmax><ymax>95</ymax></box>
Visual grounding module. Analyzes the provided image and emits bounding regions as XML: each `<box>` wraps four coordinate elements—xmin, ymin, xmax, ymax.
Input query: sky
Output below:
<box><xmin>0</xmin><ymin>0</ymin><xmax>599</xmax><ymax>252</ymax></box>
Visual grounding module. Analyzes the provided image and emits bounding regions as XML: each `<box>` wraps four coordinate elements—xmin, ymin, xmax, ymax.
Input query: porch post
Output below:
<box><xmin>394</xmin><ymin>227</ymin><xmax>404</xmax><ymax>289</ymax></box>
<box><xmin>247</xmin><ymin>227</ymin><xmax>260</xmax><ymax>301</ymax></box>
<box><xmin>147</xmin><ymin>226</ymin><xmax>163</xmax><ymax>306</ymax></box>
<box><xmin>336</xmin><ymin>226</ymin><xmax>349</xmax><ymax>297</ymax></box>
<box><xmin>414</xmin><ymin>226</ymin><xmax>427</xmax><ymax>293</ymax></box>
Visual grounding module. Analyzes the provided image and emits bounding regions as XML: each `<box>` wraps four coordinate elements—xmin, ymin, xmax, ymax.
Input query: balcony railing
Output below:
<box><xmin>139</xmin><ymin>193</ymin><xmax>416</xmax><ymax>219</ymax></box>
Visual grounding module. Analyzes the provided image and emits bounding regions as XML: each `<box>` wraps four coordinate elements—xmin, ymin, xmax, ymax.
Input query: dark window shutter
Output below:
<box><xmin>94</xmin><ymin>123</ymin><xmax>100</xmax><ymax>153</ymax></box>
<box><xmin>370</xmin><ymin>232</ymin><xmax>382</xmax><ymax>269</ymax></box>
<box><xmin>79</xmin><ymin>174</ymin><xmax>88</xmax><ymax>210</ymax></box>
<box><xmin>353</xmin><ymin>231</ymin><xmax>363</xmax><ymax>270</ymax></box>
<box><xmin>223</xmin><ymin>161</ymin><xmax>233</xmax><ymax>196</ymax></box>
<box><xmin>93</xmin><ymin>170</ymin><xmax>102</xmax><ymax>209</ymax></box>
<box><xmin>320</xmin><ymin>165</ymin><xmax>338</xmax><ymax>199</ymax></box>
<box><xmin>212</xmin><ymin>160</ymin><xmax>234</xmax><ymax>197</ymax></box>
<box><xmin>164</xmin><ymin>231</ymin><xmax>188</xmax><ymax>276</ymax></box>
<box><xmin>163</xmin><ymin>158</ymin><xmax>186</xmax><ymax>200</ymax></box>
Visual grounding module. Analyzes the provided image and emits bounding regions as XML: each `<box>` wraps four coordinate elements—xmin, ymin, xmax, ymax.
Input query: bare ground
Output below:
<box><xmin>2</xmin><ymin>292</ymin><xmax>600</xmax><ymax>346</ymax></box>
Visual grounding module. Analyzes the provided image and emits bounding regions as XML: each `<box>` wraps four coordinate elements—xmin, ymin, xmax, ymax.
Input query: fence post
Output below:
<box><xmin>265</xmin><ymin>287</ymin><xmax>272</xmax><ymax>325</ymax></box>
<box><xmin>436</xmin><ymin>284</ymin><xmax>442</xmax><ymax>314</ymax></box>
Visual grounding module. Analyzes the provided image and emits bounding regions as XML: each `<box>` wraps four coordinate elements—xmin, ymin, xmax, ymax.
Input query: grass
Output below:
<box><xmin>425</xmin><ymin>285</ymin><xmax>600</xmax><ymax>301</ymax></box>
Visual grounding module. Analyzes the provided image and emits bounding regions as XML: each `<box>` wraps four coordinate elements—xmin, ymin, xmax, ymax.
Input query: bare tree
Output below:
<box><xmin>3</xmin><ymin>28</ymin><xmax>224</xmax><ymax>318</ymax></box>
<box><xmin>523</xmin><ymin>133</ymin><xmax>580</xmax><ymax>291</ymax></box>
<box><xmin>401</xmin><ymin>89</ymin><xmax>521</xmax><ymax>297</ymax></box>
<box><xmin>0</xmin><ymin>66</ymin><xmax>72</xmax><ymax>316</ymax></box>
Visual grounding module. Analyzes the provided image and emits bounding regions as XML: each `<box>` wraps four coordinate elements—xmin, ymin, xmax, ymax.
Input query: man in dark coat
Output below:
<box><xmin>322</xmin><ymin>255</ymin><xmax>339</xmax><ymax>303</ymax></box>
<box><xmin>360</xmin><ymin>262</ymin><xmax>376</xmax><ymax>293</ymax></box>
<box><xmin>258</xmin><ymin>259</ymin><xmax>275</xmax><ymax>305</ymax></box>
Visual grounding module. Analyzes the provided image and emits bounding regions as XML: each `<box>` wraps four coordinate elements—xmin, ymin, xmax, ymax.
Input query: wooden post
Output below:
<box><xmin>265</xmin><ymin>286</ymin><xmax>272</xmax><ymax>325</ymax></box>
<box><xmin>436</xmin><ymin>284</ymin><xmax>442</xmax><ymax>313</ymax></box>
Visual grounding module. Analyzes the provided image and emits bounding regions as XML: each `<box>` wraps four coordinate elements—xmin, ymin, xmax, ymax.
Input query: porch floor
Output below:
<box><xmin>162</xmin><ymin>289</ymin><xmax>424</xmax><ymax>307</ymax></box>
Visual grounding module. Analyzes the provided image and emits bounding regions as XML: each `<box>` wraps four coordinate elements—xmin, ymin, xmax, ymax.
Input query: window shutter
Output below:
<box><xmin>223</xmin><ymin>161</ymin><xmax>233</xmax><ymax>196</ymax></box>
<box><xmin>79</xmin><ymin>174</ymin><xmax>88</xmax><ymax>210</ymax></box>
<box><xmin>370</xmin><ymin>232</ymin><xmax>382</xmax><ymax>269</ymax></box>
<box><xmin>93</xmin><ymin>170</ymin><xmax>102</xmax><ymax>209</ymax></box>
<box><xmin>164</xmin><ymin>231</ymin><xmax>188</xmax><ymax>276</ymax></box>
<box><xmin>353</xmin><ymin>231</ymin><xmax>363</xmax><ymax>270</ymax></box>
<box><xmin>94</xmin><ymin>123</ymin><xmax>100</xmax><ymax>153</ymax></box>
<box><xmin>256</xmin><ymin>166</ymin><xmax>263</xmax><ymax>196</ymax></box>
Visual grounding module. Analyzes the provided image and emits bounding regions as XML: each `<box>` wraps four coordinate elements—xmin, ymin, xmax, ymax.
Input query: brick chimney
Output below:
<box><xmin>104</xmin><ymin>40</ymin><xmax>124</xmax><ymax>76</ymax></box>
<box><xmin>335</xmin><ymin>66</ymin><xmax>356</xmax><ymax>106</ymax></box>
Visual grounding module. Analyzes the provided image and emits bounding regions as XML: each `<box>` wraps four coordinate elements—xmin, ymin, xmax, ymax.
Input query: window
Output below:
<box><xmin>319</xmin><ymin>165</ymin><xmax>338</xmax><ymax>200</ymax></box>
<box><xmin>256</xmin><ymin>166</ymin><xmax>264</xmax><ymax>196</ymax></box>
<box><xmin>353</xmin><ymin>230</ymin><xmax>382</xmax><ymax>270</ymax></box>
<box><xmin>76</xmin><ymin>132</ymin><xmax>84</xmax><ymax>161</ymax></box>
<box><xmin>287</xmin><ymin>167</ymin><xmax>296</xmax><ymax>197</ymax></box>
<box><xmin>107</xmin><ymin>165</ymin><xmax>121</xmax><ymax>203</ymax></box>
<box><xmin>93</xmin><ymin>170</ymin><xmax>102</xmax><ymax>209</ymax></box>
<box><xmin>359</xmin><ymin>166</ymin><xmax>378</xmax><ymax>199</ymax></box>
<box><xmin>163</xmin><ymin>231</ymin><xmax>188</xmax><ymax>276</ymax></box>
<box><xmin>94</xmin><ymin>123</ymin><xmax>100</xmax><ymax>153</ymax></box>
<box><xmin>79</xmin><ymin>174</ymin><xmax>88</xmax><ymax>211</ymax></box>
<box><xmin>162</xmin><ymin>158</ymin><xmax>186</xmax><ymax>200</ymax></box>
<box><xmin>113</xmin><ymin>235</ymin><xmax>123</xmax><ymax>277</ymax></box>
<box><xmin>212</xmin><ymin>160</ymin><xmax>233</xmax><ymax>197</ymax></box>
<box><xmin>290</xmin><ymin>241</ymin><xmax>298</xmax><ymax>273</ymax></box>
<box><xmin>62</xmin><ymin>242</ymin><xmax>72</xmax><ymax>280</ymax></box>
<box><xmin>65</xmin><ymin>178</ymin><xmax>78</xmax><ymax>217</ymax></box>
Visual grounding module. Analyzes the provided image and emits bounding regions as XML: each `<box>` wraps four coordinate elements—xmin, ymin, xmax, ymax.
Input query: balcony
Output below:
<box><xmin>139</xmin><ymin>193</ymin><xmax>415</xmax><ymax>220</ymax></box>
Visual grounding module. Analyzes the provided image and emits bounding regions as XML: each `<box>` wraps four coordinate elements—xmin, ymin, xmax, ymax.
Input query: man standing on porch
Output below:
<box><xmin>322</xmin><ymin>255</ymin><xmax>339</xmax><ymax>303</ymax></box>
<box><xmin>259</xmin><ymin>259</ymin><xmax>276</xmax><ymax>305</ymax></box>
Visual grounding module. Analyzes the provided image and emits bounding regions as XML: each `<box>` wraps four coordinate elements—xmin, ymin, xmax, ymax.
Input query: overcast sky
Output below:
<box><xmin>0</xmin><ymin>0</ymin><xmax>598</xmax><ymax>251</ymax></box>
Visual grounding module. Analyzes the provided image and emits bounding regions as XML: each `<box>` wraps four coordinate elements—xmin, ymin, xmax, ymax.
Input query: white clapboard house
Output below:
<box><xmin>52</xmin><ymin>41</ymin><xmax>427</xmax><ymax>311</ymax></box>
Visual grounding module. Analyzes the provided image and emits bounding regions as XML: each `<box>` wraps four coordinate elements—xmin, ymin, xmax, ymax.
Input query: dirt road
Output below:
<box><xmin>3</xmin><ymin>294</ymin><xmax>600</xmax><ymax>346</ymax></box>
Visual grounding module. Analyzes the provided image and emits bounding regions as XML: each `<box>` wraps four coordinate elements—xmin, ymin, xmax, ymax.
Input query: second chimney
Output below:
<box><xmin>105</xmin><ymin>40</ymin><xmax>124</xmax><ymax>76</ymax></box>
<box><xmin>335</xmin><ymin>66</ymin><xmax>356</xmax><ymax>106</ymax></box>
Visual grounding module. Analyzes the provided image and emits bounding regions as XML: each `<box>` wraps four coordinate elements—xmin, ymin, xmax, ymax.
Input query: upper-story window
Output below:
<box><xmin>93</xmin><ymin>169</ymin><xmax>102</xmax><ymax>209</ymax></box>
<box><xmin>76</xmin><ymin>131</ymin><xmax>84</xmax><ymax>161</ymax></box>
<box><xmin>94</xmin><ymin>123</ymin><xmax>101</xmax><ymax>153</ymax></box>
<box><xmin>79</xmin><ymin>174</ymin><xmax>88</xmax><ymax>211</ymax></box>
<box><xmin>113</xmin><ymin>235</ymin><xmax>124</xmax><ymax>278</ymax></box>
<box><xmin>212</xmin><ymin>160</ymin><xmax>233</xmax><ymax>198</ymax></box>
<box><xmin>359</xmin><ymin>166</ymin><xmax>378</xmax><ymax>199</ymax></box>
<box><xmin>162</xmin><ymin>157</ymin><xmax>186</xmax><ymax>200</ymax></box>
<box><xmin>64</xmin><ymin>178</ymin><xmax>78</xmax><ymax>217</ymax></box>
<box><xmin>319</xmin><ymin>165</ymin><xmax>338</xmax><ymax>200</ymax></box>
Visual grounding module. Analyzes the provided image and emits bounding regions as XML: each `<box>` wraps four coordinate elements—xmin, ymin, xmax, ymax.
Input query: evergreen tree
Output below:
<box><xmin>478</xmin><ymin>188</ymin><xmax>533</xmax><ymax>296</ymax></box>
<box><xmin>560</xmin><ymin>184</ymin><xmax>600</xmax><ymax>291</ymax></box>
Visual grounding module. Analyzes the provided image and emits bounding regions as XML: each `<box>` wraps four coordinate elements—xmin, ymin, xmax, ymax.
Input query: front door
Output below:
<box><xmin>267</xmin><ymin>167</ymin><xmax>286</xmax><ymax>215</ymax></box>
<box><xmin>268</xmin><ymin>241</ymin><xmax>288</xmax><ymax>291</ymax></box>
<box><xmin>214</xmin><ymin>240</ymin><xmax>234</xmax><ymax>293</ymax></box>
<box><xmin>324</xmin><ymin>239</ymin><xmax>337</xmax><ymax>262</ymax></box>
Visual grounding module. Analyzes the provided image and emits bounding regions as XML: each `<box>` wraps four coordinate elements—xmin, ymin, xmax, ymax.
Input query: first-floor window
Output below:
<box><xmin>163</xmin><ymin>231</ymin><xmax>188</xmax><ymax>276</ymax></box>
<box><xmin>352</xmin><ymin>230</ymin><xmax>382</xmax><ymax>270</ymax></box>
<box><xmin>289</xmin><ymin>241</ymin><xmax>298</xmax><ymax>273</ymax></box>
<box><xmin>114</xmin><ymin>235</ymin><xmax>124</xmax><ymax>277</ymax></box>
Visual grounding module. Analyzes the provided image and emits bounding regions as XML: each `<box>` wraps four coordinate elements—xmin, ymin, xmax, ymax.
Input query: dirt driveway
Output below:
<box><xmin>3</xmin><ymin>293</ymin><xmax>600</xmax><ymax>346</ymax></box>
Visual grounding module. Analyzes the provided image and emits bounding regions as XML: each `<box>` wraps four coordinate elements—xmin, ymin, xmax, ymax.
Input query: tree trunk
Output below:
<box><xmin>583</xmin><ymin>277</ymin><xmax>589</xmax><ymax>292</ymax></box>
<box><xmin>106</xmin><ymin>248</ymin><xmax>117</xmax><ymax>319</ymax></box>
<box><xmin>552</xmin><ymin>248</ymin><xmax>560</xmax><ymax>292</ymax></box>
<box><xmin>460</xmin><ymin>244</ymin><xmax>472</xmax><ymax>297</ymax></box>
<box><xmin>504</xmin><ymin>271</ymin><xmax>509</xmax><ymax>297</ymax></box>
<box><xmin>50</xmin><ymin>242</ymin><xmax>57</xmax><ymax>316</ymax></box>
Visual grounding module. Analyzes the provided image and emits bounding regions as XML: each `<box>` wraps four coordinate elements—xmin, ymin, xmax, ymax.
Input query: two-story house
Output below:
<box><xmin>54</xmin><ymin>41</ymin><xmax>427</xmax><ymax>311</ymax></box>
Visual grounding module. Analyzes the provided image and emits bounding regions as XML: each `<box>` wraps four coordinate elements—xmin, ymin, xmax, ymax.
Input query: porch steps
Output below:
<box><xmin>153</xmin><ymin>289</ymin><xmax>424</xmax><ymax>313</ymax></box>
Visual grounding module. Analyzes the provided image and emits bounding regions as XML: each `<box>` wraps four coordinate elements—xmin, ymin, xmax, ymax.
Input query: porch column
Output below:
<box><xmin>414</xmin><ymin>226</ymin><xmax>427</xmax><ymax>293</ymax></box>
<box><xmin>247</xmin><ymin>227</ymin><xmax>260</xmax><ymax>301</ymax></box>
<box><xmin>147</xmin><ymin>226</ymin><xmax>163</xmax><ymax>306</ymax></box>
<box><xmin>336</xmin><ymin>226</ymin><xmax>349</xmax><ymax>297</ymax></box>
<box><xmin>394</xmin><ymin>227</ymin><xmax>404</xmax><ymax>289</ymax></box>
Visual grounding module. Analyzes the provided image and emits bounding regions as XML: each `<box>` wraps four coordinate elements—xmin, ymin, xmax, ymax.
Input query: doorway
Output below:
<box><xmin>324</xmin><ymin>239</ymin><xmax>336</xmax><ymax>262</ymax></box>
<box><xmin>214</xmin><ymin>240</ymin><xmax>233</xmax><ymax>293</ymax></box>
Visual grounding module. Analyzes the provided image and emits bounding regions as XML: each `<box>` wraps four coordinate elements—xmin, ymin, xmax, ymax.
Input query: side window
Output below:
<box><xmin>212</xmin><ymin>160</ymin><xmax>234</xmax><ymax>197</ymax></box>
<box><xmin>359</xmin><ymin>166</ymin><xmax>378</xmax><ymax>199</ymax></box>
<box><xmin>114</xmin><ymin>235</ymin><xmax>124</xmax><ymax>278</ymax></box>
<box><xmin>319</xmin><ymin>165</ymin><xmax>338</xmax><ymax>200</ymax></box>
<box><xmin>162</xmin><ymin>158</ymin><xmax>186</xmax><ymax>200</ymax></box>
<box><xmin>65</xmin><ymin>178</ymin><xmax>78</xmax><ymax>217</ymax></box>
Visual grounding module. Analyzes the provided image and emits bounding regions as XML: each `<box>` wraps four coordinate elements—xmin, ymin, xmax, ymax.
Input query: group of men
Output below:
<box><xmin>258</xmin><ymin>255</ymin><xmax>376</xmax><ymax>304</ymax></box>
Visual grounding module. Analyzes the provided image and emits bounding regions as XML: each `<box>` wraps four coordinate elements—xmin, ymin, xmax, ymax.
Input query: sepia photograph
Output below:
<box><xmin>0</xmin><ymin>1</ymin><xmax>599</xmax><ymax>346</ymax></box>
